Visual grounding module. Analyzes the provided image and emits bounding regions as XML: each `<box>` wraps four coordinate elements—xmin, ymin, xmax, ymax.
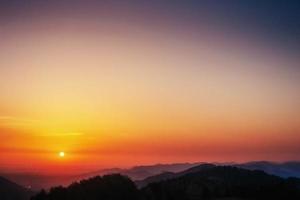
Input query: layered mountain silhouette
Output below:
<box><xmin>136</xmin><ymin>164</ymin><xmax>216</xmax><ymax>188</ymax></box>
<box><xmin>0</xmin><ymin>176</ymin><xmax>33</xmax><ymax>200</ymax></box>
<box><xmin>141</xmin><ymin>165</ymin><xmax>300</xmax><ymax>200</ymax></box>
<box><xmin>3</xmin><ymin>161</ymin><xmax>300</xmax><ymax>191</ymax></box>
<box><xmin>136</xmin><ymin>162</ymin><xmax>300</xmax><ymax>188</ymax></box>
<box><xmin>73</xmin><ymin>161</ymin><xmax>300</xmax><ymax>188</ymax></box>
<box><xmin>30</xmin><ymin>165</ymin><xmax>300</xmax><ymax>200</ymax></box>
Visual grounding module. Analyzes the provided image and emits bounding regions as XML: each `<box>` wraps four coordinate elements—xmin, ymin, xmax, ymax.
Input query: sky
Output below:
<box><xmin>0</xmin><ymin>0</ymin><xmax>300</xmax><ymax>174</ymax></box>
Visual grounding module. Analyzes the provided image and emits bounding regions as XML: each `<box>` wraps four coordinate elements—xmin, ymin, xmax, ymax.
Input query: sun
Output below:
<box><xmin>59</xmin><ymin>151</ymin><xmax>65</xmax><ymax>157</ymax></box>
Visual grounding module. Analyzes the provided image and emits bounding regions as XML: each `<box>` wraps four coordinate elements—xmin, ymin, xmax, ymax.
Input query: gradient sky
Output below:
<box><xmin>0</xmin><ymin>0</ymin><xmax>300</xmax><ymax>174</ymax></box>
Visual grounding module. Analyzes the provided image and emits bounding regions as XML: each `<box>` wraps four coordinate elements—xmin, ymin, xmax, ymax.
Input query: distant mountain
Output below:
<box><xmin>236</xmin><ymin>161</ymin><xmax>300</xmax><ymax>178</ymax></box>
<box><xmin>83</xmin><ymin>161</ymin><xmax>300</xmax><ymax>183</ymax></box>
<box><xmin>141</xmin><ymin>166</ymin><xmax>300</xmax><ymax>200</ymax></box>
<box><xmin>0</xmin><ymin>176</ymin><xmax>33</xmax><ymax>200</ymax></box>
<box><xmin>79</xmin><ymin>162</ymin><xmax>204</xmax><ymax>181</ymax></box>
<box><xmin>136</xmin><ymin>163</ymin><xmax>215</xmax><ymax>188</ymax></box>
<box><xmin>136</xmin><ymin>161</ymin><xmax>300</xmax><ymax>188</ymax></box>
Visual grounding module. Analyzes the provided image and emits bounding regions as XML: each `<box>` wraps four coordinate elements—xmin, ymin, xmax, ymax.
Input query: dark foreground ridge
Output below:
<box><xmin>30</xmin><ymin>165</ymin><xmax>300</xmax><ymax>200</ymax></box>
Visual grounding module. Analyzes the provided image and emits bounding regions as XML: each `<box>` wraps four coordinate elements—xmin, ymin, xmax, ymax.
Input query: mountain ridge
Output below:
<box><xmin>2</xmin><ymin>160</ymin><xmax>300</xmax><ymax>190</ymax></box>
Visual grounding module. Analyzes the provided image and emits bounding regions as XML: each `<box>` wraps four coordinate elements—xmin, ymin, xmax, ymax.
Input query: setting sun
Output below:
<box><xmin>59</xmin><ymin>152</ymin><xmax>65</xmax><ymax>158</ymax></box>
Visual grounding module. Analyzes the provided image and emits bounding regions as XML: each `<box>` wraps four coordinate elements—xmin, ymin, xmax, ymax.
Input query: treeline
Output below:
<box><xmin>31</xmin><ymin>174</ymin><xmax>139</xmax><ymax>200</ymax></box>
<box><xmin>31</xmin><ymin>166</ymin><xmax>300</xmax><ymax>200</ymax></box>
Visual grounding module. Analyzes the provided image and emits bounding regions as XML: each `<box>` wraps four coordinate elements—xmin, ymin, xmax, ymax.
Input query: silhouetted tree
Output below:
<box><xmin>31</xmin><ymin>174</ymin><xmax>139</xmax><ymax>200</ymax></box>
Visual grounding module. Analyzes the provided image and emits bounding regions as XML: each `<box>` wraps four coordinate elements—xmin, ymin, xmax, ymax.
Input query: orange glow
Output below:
<box><xmin>0</xmin><ymin>4</ymin><xmax>299</xmax><ymax>175</ymax></box>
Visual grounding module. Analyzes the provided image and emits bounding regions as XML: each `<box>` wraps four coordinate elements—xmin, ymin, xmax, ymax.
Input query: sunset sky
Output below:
<box><xmin>0</xmin><ymin>1</ymin><xmax>300</xmax><ymax>174</ymax></box>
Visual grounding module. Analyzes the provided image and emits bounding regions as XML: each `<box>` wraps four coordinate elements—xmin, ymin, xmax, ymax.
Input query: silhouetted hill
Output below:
<box><xmin>31</xmin><ymin>174</ymin><xmax>139</xmax><ymax>200</ymax></box>
<box><xmin>0</xmin><ymin>176</ymin><xmax>33</xmax><ymax>200</ymax></box>
<box><xmin>141</xmin><ymin>166</ymin><xmax>300</xmax><ymax>200</ymax></box>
